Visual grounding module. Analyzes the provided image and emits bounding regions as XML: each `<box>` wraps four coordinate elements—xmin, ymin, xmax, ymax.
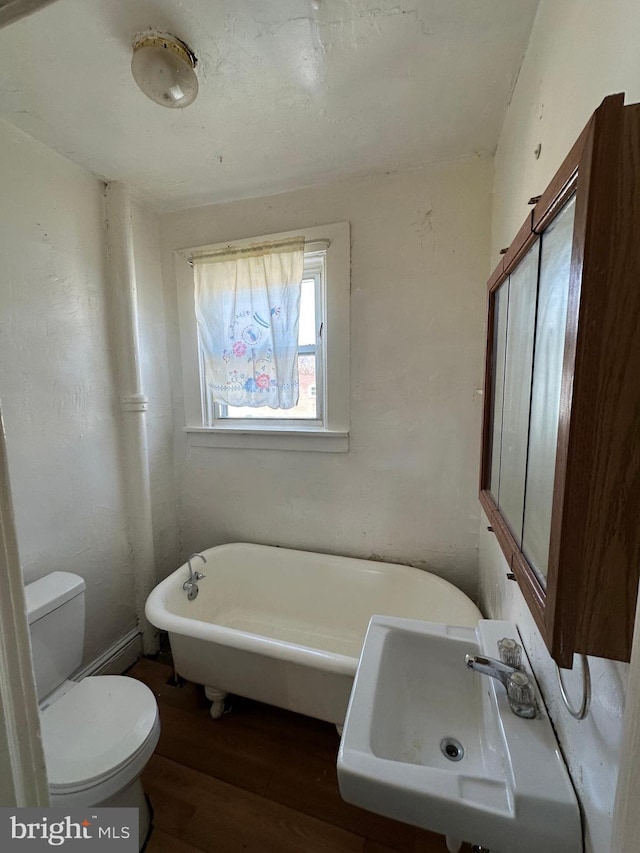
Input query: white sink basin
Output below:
<box><xmin>337</xmin><ymin>617</ymin><xmax>581</xmax><ymax>853</ymax></box>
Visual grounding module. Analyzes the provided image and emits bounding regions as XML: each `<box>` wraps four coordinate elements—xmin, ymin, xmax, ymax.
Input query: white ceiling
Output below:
<box><xmin>0</xmin><ymin>0</ymin><xmax>538</xmax><ymax>211</ymax></box>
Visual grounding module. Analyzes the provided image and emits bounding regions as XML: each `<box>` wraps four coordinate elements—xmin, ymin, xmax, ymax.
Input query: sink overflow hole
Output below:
<box><xmin>440</xmin><ymin>737</ymin><xmax>464</xmax><ymax>762</ymax></box>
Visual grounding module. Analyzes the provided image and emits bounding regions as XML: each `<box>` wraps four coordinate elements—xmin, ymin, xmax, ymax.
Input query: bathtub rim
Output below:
<box><xmin>145</xmin><ymin>542</ymin><xmax>481</xmax><ymax>677</ymax></box>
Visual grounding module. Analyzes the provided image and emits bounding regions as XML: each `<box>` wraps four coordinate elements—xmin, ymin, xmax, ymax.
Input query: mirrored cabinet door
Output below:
<box><xmin>480</xmin><ymin>94</ymin><xmax>640</xmax><ymax>664</ymax></box>
<box><xmin>488</xmin><ymin>282</ymin><xmax>509</xmax><ymax>501</ymax></box>
<box><xmin>522</xmin><ymin>196</ymin><xmax>576</xmax><ymax>583</ymax></box>
<box><xmin>496</xmin><ymin>242</ymin><xmax>539</xmax><ymax>545</ymax></box>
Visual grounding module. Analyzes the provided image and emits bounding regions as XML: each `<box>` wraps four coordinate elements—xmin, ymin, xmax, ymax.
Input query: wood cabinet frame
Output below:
<box><xmin>480</xmin><ymin>94</ymin><xmax>640</xmax><ymax>666</ymax></box>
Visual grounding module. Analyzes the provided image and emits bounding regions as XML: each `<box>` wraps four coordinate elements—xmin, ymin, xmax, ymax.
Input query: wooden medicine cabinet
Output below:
<box><xmin>480</xmin><ymin>94</ymin><xmax>640</xmax><ymax>666</ymax></box>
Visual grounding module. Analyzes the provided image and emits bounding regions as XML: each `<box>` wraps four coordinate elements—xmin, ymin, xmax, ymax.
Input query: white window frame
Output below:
<box><xmin>175</xmin><ymin>222</ymin><xmax>350</xmax><ymax>452</ymax></box>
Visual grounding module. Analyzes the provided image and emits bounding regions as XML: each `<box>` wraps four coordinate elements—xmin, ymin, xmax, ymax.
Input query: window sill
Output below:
<box><xmin>184</xmin><ymin>427</ymin><xmax>349</xmax><ymax>453</ymax></box>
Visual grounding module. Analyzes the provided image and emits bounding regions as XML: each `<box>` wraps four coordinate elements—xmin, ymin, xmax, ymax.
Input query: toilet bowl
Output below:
<box><xmin>42</xmin><ymin>676</ymin><xmax>160</xmax><ymax>811</ymax></box>
<box><xmin>26</xmin><ymin>572</ymin><xmax>160</xmax><ymax>850</ymax></box>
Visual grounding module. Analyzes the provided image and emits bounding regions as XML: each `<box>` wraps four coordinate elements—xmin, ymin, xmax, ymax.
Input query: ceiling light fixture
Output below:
<box><xmin>131</xmin><ymin>32</ymin><xmax>198</xmax><ymax>109</ymax></box>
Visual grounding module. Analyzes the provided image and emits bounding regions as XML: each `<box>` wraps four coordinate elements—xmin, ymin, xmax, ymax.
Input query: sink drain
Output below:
<box><xmin>440</xmin><ymin>737</ymin><xmax>465</xmax><ymax>762</ymax></box>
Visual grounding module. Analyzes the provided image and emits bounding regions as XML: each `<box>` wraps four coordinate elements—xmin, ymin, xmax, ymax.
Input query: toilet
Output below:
<box><xmin>25</xmin><ymin>571</ymin><xmax>160</xmax><ymax>849</ymax></box>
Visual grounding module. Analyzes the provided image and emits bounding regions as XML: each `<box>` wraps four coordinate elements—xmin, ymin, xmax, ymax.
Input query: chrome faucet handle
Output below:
<box><xmin>497</xmin><ymin>637</ymin><xmax>523</xmax><ymax>669</ymax></box>
<box><xmin>193</xmin><ymin>571</ymin><xmax>206</xmax><ymax>581</ymax></box>
<box><xmin>507</xmin><ymin>671</ymin><xmax>536</xmax><ymax>718</ymax></box>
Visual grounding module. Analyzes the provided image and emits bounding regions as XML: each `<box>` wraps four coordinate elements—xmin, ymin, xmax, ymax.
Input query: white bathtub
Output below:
<box><xmin>145</xmin><ymin>543</ymin><xmax>482</xmax><ymax>725</ymax></box>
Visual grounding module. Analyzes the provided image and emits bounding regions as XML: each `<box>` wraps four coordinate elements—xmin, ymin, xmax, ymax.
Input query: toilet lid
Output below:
<box><xmin>41</xmin><ymin>676</ymin><xmax>159</xmax><ymax>791</ymax></box>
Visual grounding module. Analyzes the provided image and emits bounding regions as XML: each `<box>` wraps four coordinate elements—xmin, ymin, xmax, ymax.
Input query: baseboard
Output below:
<box><xmin>75</xmin><ymin>628</ymin><xmax>144</xmax><ymax>679</ymax></box>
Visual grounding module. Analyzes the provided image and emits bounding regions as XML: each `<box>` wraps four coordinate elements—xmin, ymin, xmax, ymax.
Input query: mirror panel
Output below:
<box><xmin>522</xmin><ymin>196</ymin><xmax>576</xmax><ymax>583</ymax></box>
<box><xmin>498</xmin><ymin>241</ymin><xmax>539</xmax><ymax>544</ymax></box>
<box><xmin>488</xmin><ymin>281</ymin><xmax>509</xmax><ymax>500</ymax></box>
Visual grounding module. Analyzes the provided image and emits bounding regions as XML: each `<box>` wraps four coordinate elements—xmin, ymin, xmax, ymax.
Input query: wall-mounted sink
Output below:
<box><xmin>337</xmin><ymin>616</ymin><xmax>581</xmax><ymax>853</ymax></box>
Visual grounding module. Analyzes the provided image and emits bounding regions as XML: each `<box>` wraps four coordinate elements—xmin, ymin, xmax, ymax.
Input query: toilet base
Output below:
<box><xmin>98</xmin><ymin>777</ymin><xmax>151</xmax><ymax>851</ymax></box>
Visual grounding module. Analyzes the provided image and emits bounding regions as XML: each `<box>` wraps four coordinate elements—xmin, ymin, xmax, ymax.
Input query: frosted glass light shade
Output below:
<box><xmin>131</xmin><ymin>33</ymin><xmax>198</xmax><ymax>109</ymax></box>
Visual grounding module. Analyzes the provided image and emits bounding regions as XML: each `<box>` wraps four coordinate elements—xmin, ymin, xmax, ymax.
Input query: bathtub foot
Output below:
<box><xmin>204</xmin><ymin>686</ymin><xmax>228</xmax><ymax>719</ymax></box>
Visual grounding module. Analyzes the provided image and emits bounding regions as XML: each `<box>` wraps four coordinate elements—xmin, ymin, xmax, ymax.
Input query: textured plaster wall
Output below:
<box><xmin>0</xmin><ymin>119</ymin><xmax>135</xmax><ymax>666</ymax></box>
<box><xmin>160</xmin><ymin>158</ymin><xmax>492</xmax><ymax>597</ymax></box>
<box><xmin>492</xmin><ymin>0</ymin><xmax>640</xmax><ymax>255</ymax></box>
<box><xmin>130</xmin><ymin>201</ymin><xmax>181</xmax><ymax>582</ymax></box>
<box><xmin>481</xmin><ymin>2</ymin><xmax>640</xmax><ymax>850</ymax></box>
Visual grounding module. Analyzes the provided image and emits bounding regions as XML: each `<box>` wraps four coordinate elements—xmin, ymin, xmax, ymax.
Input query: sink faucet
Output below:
<box><xmin>465</xmin><ymin>654</ymin><xmax>518</xmax><ymax>683</ymax></box>
<box><xmin>465</xmin><ymin>654</ymin><xmax>536</xmax><ymax>719</ymax></box>
<box><xmin>183</xmin><ymin>553</ymin><xmax>207</xmax><ymax>601</ymax></box>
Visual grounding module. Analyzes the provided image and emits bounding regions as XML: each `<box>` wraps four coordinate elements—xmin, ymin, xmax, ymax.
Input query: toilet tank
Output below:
<box><xmin>25</xmin><ymin>572</ymin><xmax>86</xmax><ymax>702</ymax></box>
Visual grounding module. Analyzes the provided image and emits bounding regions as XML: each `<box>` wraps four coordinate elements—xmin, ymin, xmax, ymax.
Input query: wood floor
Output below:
<box><xmin>128</xmin><ymin>658</ymin><xmax>472</xmax><ymax>853</ymax></box>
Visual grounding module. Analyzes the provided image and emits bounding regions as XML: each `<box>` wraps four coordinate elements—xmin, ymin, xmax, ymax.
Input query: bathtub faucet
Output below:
<box><xmin>183</xmin><ymin>553</ymin><xmax>207</xmax><ymax>601</ymax></box>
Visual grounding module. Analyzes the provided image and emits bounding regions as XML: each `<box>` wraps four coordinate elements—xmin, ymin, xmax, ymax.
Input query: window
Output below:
<box><xmin>207</xmin><ymin>250</ymin><xmax>325</xmax><ymax>425</ymax></box>
<box><xmin>176</xmin><ymin>222</ymin><xmax>350</xmax><ymax>452</ymax></box>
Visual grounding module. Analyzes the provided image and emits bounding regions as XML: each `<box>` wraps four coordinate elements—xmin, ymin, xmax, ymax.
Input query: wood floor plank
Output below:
<box><xmin>267</xmin><ymin>748</ymin><xmax>418</xmax><ymax>851</ymax></box>
<box><xmin>151</xmin><ymin>700</ymin><xmax>285</xmax><ymax>796</ymax></box>
<box><xmin>413</xmin><ymin>831</ymin><xmax>474</xmax><ymax>852</ymax></box>
<box><xmin>363</xmin><ymin>842</ymin><xmax>409</xmax><ymax>853</ymax></box>
<box><xmin>222</xmin><ymin>693</ymin><xmax>342</xmax><ymax>760</ymax></box>
<box><xmin>363</xmin><ymin>832</ymin><xmax>472</xmax><ymax>853</ymax></box>
<box><xmin>146</xmin><ymin>828</ymin><xmax>205</xmax><ymax>853</ymax></box>
<box><xmin>145</xmin><ymin>753</ymin><xmax>364</xmax><ymax>853</ymax></box>
<box><xmin>132</xmin><ymin>658</ymin><xmax>460</xmax><ymax>853</ymax></box>
<box><xmin>144</xmin><ymin>767</ymin><xmax>198</xmax><ymax>837</ymax></box>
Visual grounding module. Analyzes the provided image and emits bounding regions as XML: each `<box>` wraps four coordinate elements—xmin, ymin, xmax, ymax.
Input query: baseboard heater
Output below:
<box><xmin>74</xmin><ymin>628</ymin><xmax>144</xmax><ymax>680</ymax></box>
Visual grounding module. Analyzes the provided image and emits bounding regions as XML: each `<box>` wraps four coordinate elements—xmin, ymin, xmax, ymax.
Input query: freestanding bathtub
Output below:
<box><xmin>145</xmin><ymin>543</ymin><xmax>482</xmax><ymax>725</ymax></box>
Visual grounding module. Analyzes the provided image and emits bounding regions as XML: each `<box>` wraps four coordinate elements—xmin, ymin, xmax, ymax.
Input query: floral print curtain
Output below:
<box><xmin>193</xmin><ymin>237</ymin><xmax>305</xmax><ymax>409</ymax></box>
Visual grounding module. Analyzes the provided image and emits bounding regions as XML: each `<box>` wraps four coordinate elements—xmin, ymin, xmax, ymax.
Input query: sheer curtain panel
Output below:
<box><xmin>193</xmin><ymin>237</ymin><xmax>305</xmax><ymax>409</ymax></box>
